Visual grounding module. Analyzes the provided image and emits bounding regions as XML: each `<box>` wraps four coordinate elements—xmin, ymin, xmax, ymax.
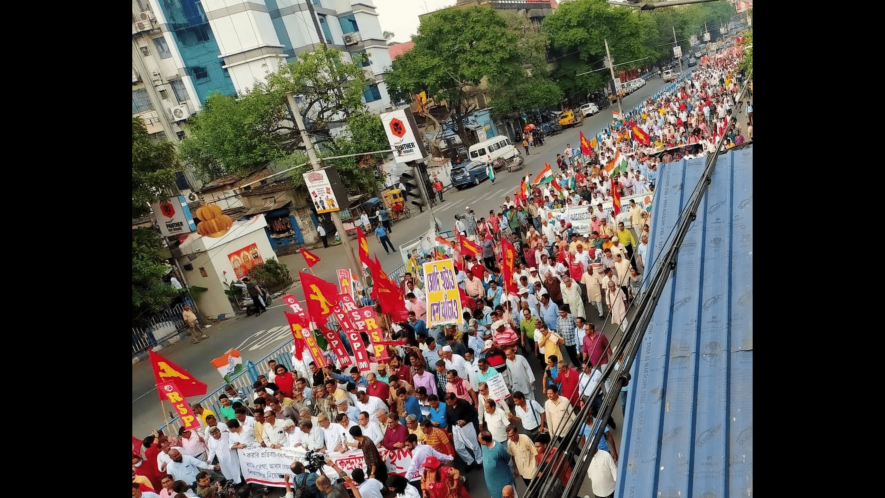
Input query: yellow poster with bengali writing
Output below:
<box><xmin>422</xmin><ymin>258</ymin><xmax>463</xmax><ymax>327</ymax></box>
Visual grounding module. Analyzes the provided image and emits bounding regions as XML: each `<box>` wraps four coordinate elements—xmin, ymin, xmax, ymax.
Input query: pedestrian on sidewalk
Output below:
<box><xmin>522</xmin><ymin>137</ymin><xmax>530</xmax><ymax>155</ymax></box>
<box><xmin>182</xmin><ymin>305</ymin><xmax>208</xmax><ymax>344</ymax></box>
<box><xmin>433</xmin><ymin>179</ymin><xmax>445</xmax><ymax>203</ymax></box>
<box><xmin>317</xmin><ymin>223</ymin><xmax>328</xmax><ymax>248</ymax></box>
<box><xmin>374</xmin><ymin>223</ymin><xmax>395</xmax><ymax>255</ymax></box>
<box><xmin>243</xmin><ymin>277</ymin><xmax>267</xmax><ymax>315</ymax></box>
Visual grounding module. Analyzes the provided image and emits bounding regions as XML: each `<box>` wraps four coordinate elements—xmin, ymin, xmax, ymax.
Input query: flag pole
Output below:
<box><xmin>158</xmin><ymin>394</ymin><xmax>170</xmax><ymax>430</ymax></box>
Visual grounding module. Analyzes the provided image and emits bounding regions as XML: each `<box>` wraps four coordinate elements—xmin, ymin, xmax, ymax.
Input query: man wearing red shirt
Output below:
<box><xmin>552</xmin><ymin>359</ymin><xmax>580</xmax><ymax>405</ymax></box>
<box><xmin>366</xmin><ymin>373</ymin><xmax>391</xmax><ymax>403</ymax></box>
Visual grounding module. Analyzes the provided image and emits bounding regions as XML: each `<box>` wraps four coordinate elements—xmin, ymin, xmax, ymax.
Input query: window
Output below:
<box><xmin>474</xmin><ymin>147</ymin><xmax>486</xmax><ymax>157</ymax></box>
<box><xmin>351</xmin><ymin>50</ymin><xmax>370</xmax><ymax>67</ymax></box>
<box><xmin>318</xmin><ymin>15</ymin><xmax>333</xmax><ymax>44</ymax></box>
<box><xmin>180</xmin><ymin>25</ymin><xmax>210</xmax><ymax>47</ymax></box>
<box><xmin>499</xmin><ymin>141</ymin><xmax>507</xmax><ymax>148</ymax></box>
<box><xmin>153</xmin><ymin>37</ymin><xmax>172</xmax><ymax>59</ymax></box>
<box><xmin>132</xmin><ymin>89</ymin><xmax>153</xmax><ymax>114</ymax></box>
<box><xmin>488</xmin><ymin>143</ymin><xmax>498</xmax><ymax>152</ymax></box>
<box><xmin>338</xmin><ymin>14</ymin><xmax>359</xmax><ymax>34</ymax></box>
<box><xmin>159</xmin><ymin>89</ymin><xmax>168</xmax><ymax>100</ymax></box>
<box><xmin>140</xmin><ymin>46</ymin><xmax>150</xmax><ymax>56</ymax></box>
<box><xmin>363</xmin><ymin>83</ymin><xmax>381</xmax><ymax>103</ymax></box>
<box><xmin>192</xmin><ymin>66</ymin><xmax>208</xmax><ymax>80</ymax></box>
<box><xmin>312</xmin><ymin>0</ymin><xmax>321</xmax><ymax>4</ymax></box>
<box><xmin>171</xmin><ymin>79</ymin><xmax>189</xmax><ymax>103</ymax></box>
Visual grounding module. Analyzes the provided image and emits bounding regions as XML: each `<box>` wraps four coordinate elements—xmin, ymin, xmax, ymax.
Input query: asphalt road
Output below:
<box><xmin>132</xmin><ymin>77</ymin><xmax>672</xmax><ymax>497</ymax></box>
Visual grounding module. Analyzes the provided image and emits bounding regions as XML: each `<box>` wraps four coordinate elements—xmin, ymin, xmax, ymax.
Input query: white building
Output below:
<box><xmin>134</xmin><ymin>0</ymin><xmax>392</xmax><ymax>115</ymax></box>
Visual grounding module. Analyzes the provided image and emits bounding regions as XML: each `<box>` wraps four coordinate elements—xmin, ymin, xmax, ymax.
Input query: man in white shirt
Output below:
<box><xmin>206</xmin><ymin>426</ymin><xmax>241</xmax><ymax>484</ymax></box>
<box><xmin>357</xmin><ymin>411</ymin><xmax>385</xmax><ymax>446</ymax></box>
<box><xmin>298</xmin><ymin>420</ymin><xmax>325</xmax><ymax>451</ymax></box>
<box><xmin>355</xmin><ymin>391</ymin><xmax>388</xmax><ymax>424</ymax></box>
<box><xmin>481</xmin><ymin>399</ymin><xmax>510</xmax><ymax>443</ymax></box>
<box><xmin>318</xmin><ymin>413</ymin><xmax>348</xmax><ymax>453</ymax></box>
<box><xmin>440</xmin><ymin>346</ymin><xmax>468</xmax><ymax>379</ymax></box>
<box><xmin>282</xmin><ymin>420</ymin><xmax>304</xmax><ymax>448</ymax></box>
<box><xmin>261</xmin><ymin>409</ymin><xmax>288</xmax><ymax>449</ymax></box>
<box><xmin>266</xmin><ymin>359</ymin><xmax>278</xmax><ymax>383</ymax></box>
<box><xmin>636</xmin><ymin>235</ymin><xmax>649</xmax><ymax>272</ymax></box>
<box><xmin>578</xmin><ymin>361</ymin><xmax>604</xmax><ymax>400</ymax></box>
<box><xmin>226</xmin><ymin>419</ymin><xmax>256</xmax><ymax>449</ymax></box>
<box><xmin>351</xmin><ymin>469</ymin><xmax>385</xmax><ymax>498</ymax></box>
<box><xmin>587</xmin><ymin>449</ymin><xmax>618</xmax><ymax>498</ymax></box>
<box><xmin>164</xmin><ymin>449</ymin><xmax>219</xmax><ymax>487</ymax></box>
<box><xmin>360</xmin><ymin>212</ymin><xmax>371</xmax><ymax>230</ymax></box>
<box><xmin>202</xmin><ymin>415</ymin><xmax>229</xmax><ymax>440</ymax></box>
<box><xmin>403</xmin><ymin>434</ymin><xmax>455</xmax><ymax>481</ymax></box>
<box><xmin>538</xmin><ymin>254</ymin><xmax>554</xmax><ymax>280</ymax></box>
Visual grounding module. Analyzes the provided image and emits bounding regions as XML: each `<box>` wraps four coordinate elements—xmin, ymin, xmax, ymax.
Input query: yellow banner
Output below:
<box><xmin>422</xmin><ymin>258</ymin><xmax>463</xmax><ymax>327</ymax></box>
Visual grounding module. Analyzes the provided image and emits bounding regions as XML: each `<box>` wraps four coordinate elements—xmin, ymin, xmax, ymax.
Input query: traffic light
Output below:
<box><xmin>399</xmin><ymin>172</ymin><xmax>426</xmax><ymax>212</ymax></box>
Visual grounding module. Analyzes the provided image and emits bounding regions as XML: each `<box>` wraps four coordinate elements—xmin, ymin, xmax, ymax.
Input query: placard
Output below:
<box><xmin>422</xmin><ymin>259</ymin><xmax>463</xmax><ymax>327</ymax></box>
<box><xmin>151</xmin><ymin>195</ymin><xmax>197</xmax><ymax>237</ymax></box>
<box><xmin>380</xmin><ymin>108</ymin><xmax>427</xmax><ymax>163</ymax></box>
<box><xmin>336</xmin><ymin>269</ymin><xmax>355</xmax><ymax>300</ymax></box>
<box><xmin>303</xmin><ymin>168</ymin><xmax>344</xmax><ymax>214</ymax></box>
<box><xmin>361</xmin><ymin>307</ymin><xmax>389</xmax><ymax>361</ymax></box>
<box><xmin>485</xmin><ymin>372</ymin><xmax>511</xmax><ymax>402</ymax></box>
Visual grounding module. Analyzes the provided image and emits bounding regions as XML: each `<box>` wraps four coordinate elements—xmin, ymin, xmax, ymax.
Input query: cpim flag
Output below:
<box><xmin>299</xmin><ymin>272</ymin><xmax>340</xmax><ymax>323</ymax></box>
<box><xmin>459</xmin><ymin>233</ymin><xmax>482</xmax><ymax>257</ymax></box>
<box><xmin>356</xmin><ymin>226</ymin><xmax>371</xmax><ymax>267</ymax></box>
<box><xmin>632</xmin><ymin>124</ymin><xmax>650</xmax><ymax>145</ymax></box>
<box><xmin>500</xmin><ymin>237</ymin><xmax>518</xmax><ymax>296</ymax></box>
<box><xmin>611</xmin><ymin>178</ymin><xmax>621</xmax><ymax>216</ymax></box>
<box><xmin>299</xmin><ymin>247</ymin><xmax>321</xmax><ymax>268</ymax></box>
<box><xmin>532</xmin><ymin>163</ymin><xmax>554</xmax><ymax>185</ymax></box>
<box><xmin>285</xmin><ymin>311</ymin><xmax>325</xmax><ymax>368</ymax></box>
<box><xmin>579</xmin><ymin>131</ymin><xmax>593</xmax><ymax>156</ymax></box>
<box><xmin>149</xmin><ymin>350</ymin><xmax>207</xmax><ymax>399</ymax></box>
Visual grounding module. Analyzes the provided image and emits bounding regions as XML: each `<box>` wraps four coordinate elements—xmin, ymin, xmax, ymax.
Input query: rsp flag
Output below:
<box><xmin>422</xmin><ymin>258</ymin><xmax>463</xmax><ymax>327</ymax></box>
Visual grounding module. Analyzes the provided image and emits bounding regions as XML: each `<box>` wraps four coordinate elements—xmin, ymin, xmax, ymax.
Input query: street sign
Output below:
<box><xmin>614</xmin><ymin>77</ymin><xmax>621</xmax><ymax>89</ymax></box>
<box><xmin>690</xmin><ymin>35</ymin><xmax>698</xmax><ymax>46</ymax></box>
<box><xmin>703</xmin><ymin>32</ymin><xmax>711</xmax><ymax>42</ymax></box>
<box><xmin>673</xmin><ymin>46</ymin><xmax>682</xmax><ymax>58</ymax></box>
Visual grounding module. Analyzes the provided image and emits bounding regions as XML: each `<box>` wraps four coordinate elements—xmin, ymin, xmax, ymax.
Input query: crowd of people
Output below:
<box><xmin>134</xmin><ymin>42</ymin><xmax>750</xmax><ymax>498</ymax></box>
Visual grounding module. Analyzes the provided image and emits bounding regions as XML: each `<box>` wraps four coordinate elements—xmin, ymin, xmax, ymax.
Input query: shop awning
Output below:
<box><xmin>244</xmin><ymin>199</ymin><xmax>291</xmax><ymax>216</ymax></box>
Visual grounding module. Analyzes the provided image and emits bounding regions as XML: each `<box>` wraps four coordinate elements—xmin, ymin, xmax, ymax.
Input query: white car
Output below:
<box><xmin>580</xmin><ymin>103</ymin><xmax>599</xmax><ymax>117</ymax></box>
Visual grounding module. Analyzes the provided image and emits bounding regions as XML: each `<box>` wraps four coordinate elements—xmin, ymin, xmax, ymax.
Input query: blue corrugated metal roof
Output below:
<box><xmin>617</xmin><ymin>145</ymin><xmax>753</xmax><ymax>498</ymax></box>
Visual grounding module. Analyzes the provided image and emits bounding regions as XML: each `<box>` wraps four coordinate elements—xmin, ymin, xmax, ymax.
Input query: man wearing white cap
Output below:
<box><xmin>527</xmin><ymin>267</ymin><xmax>541</xmax><ymax>287</ymax></box>
<box><xmin>440</xmin><ymin>345</ymin><xmax>468</xmax><ymax>379</ymax></box>
<box><xmin>580</xmin><ymin>265</ymin><xmax>606</xmax><ymax>319</ymax></box>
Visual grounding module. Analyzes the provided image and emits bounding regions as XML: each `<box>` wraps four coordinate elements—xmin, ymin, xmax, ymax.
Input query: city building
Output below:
<box><xmin>132</xmin><ymin>0</ymin><xmax>393</xmax><ymax>125</ymax></box>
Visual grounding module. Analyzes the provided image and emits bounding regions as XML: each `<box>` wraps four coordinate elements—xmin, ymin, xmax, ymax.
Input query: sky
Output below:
<box><xmin>372</xmin><ymin>0</ymin><xmax>457</xmax><ymax>43</ymax></box>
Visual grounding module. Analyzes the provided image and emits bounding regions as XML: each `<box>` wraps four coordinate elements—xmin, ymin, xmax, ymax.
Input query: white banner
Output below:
<box><xmin>237</xmin><ymin>445</ymin><xmax>414</xmax><ymax>488</ymax></box>
<box><xmin>539</xmin><ymin>192</ymin><xmax>654</xmax><ymax>232</ymax></box>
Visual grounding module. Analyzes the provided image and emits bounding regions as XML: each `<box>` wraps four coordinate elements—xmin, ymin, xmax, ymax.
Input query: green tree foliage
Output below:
<box><xmin>319</xmin><ymin>111</ymin><xmax>388</xmax><ymax>195</ymax></box>
<box><xmin>132</xmin><ymin>117</ymin><xmax>182</xmax><ymax>319</ymax></box>
<box><xmin>542</xmin><ymin>0</ymin><xmax>736</xmax><ymax>99</ymax></box>
<box><xmin>738</xmin><ymin>11</ymin><xmax>752</xmax><ymax>74</ymax></box>
<box><xmin>488</xmin><ymin>12</ymin><xmax>563</xmax><ymax>118</ymax></box>
<box><xmin>178</xmin><ymin>46</ymin><xmax>370</xmax><ymax>178</ymax></box>
<box><xmin>385</xmin><ymin>6</ymin><xmax>523</xmax><ymax>145</ymax></box>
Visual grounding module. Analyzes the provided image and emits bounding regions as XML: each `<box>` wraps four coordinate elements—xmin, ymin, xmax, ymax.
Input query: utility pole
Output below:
<box><xmin>303</xmin><ymin>0</ymin><xmax>327</xmax><ymax>48</ymax></box>
<box><xmin>286</xmin><ymin>94</ymin><xmax>363</xmax><ymax>282</ymax></box>
<box><xmin>672</xmin><ymin>26</ymin><xmax>683</xmax><ymax>76</ymax></box>
<box><xmin>132</xmin><ymin>38</ymin><xmax>178</xmax><ymax>143</ymax></box>
<box><xmin>604</xmin><ymin>39</ymin><xmax>623</xmax><ymax>118</ymax></box>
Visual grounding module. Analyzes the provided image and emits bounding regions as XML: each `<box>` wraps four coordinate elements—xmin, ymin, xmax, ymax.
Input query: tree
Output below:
<box><xmin>178</xmin><ymin>46</ymin><xmax>371</xmax><ymax>178</ymax></box>
<box><xmin>383</xmin><ymin>30</ymin><xmax>396</xmax><ymax>45</ymax></box>
<box><xmin>543</xmin><ymin>0</ymin><xmax>650</xmax><ymax>99</ymax></box>
<box><xmin>132</xmin><ymin>117</ymin><xmax>182</xmax><ymax>320</ymax></box>
<box><xmin>385</xmin><ymin>6</ymin><xmax>523</xmax><ymax>147</ymax></box>
<box><xmin>487</xmin><ymin>12</ymin><xmax>564</xmax><ymax>118</ymax></box>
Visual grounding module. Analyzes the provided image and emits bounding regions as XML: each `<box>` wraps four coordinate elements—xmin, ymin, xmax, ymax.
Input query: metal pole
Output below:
<box><xmin>409</xmin><ymin>160</ymin><xmax>437</xmax><ymax>231</ymax></box>
<box><xmin>673</xmin><ymin>26</ymin><xmax>684</xmax><ymax>77</ymax></box>
<box><xmin>604</xmin><ymin>39</ymin><xmax>623</xmax><ymax>118</ymax></box>
<box><xmin>286</xmin><ymin>93</ymin><xmax>363</xmax><ymax>282</ymax></box>
<box><xmin>303</xmin><ymin>0</ymin><xmax>327</xmax><ymax>47</ymax></box>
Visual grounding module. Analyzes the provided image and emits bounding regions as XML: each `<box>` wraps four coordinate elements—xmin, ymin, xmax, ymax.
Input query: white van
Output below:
<box><xmin>468</xmin><ymin>135</ymin><xmax>519</xmax><ymax>163</ymax></box>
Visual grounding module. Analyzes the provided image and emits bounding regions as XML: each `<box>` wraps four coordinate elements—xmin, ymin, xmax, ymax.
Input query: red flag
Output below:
<box><xmin>317</xmin><ymin>323</ymin><xmax>352</xmax><ymax>367</ymax></box>
<box><xmin>149</xmin><ymin>351</ymin><xmax>208</xmax><ymax>399</ymax></box>
<box><xmin>632</xmin><ymin>125</ymin><xmax>650</xmax><ymax>145</ymax></box>
<box><xmin>133</xmin><ymin>437</ymin><xmax>143</xmax><ymax>456</ymax></box>
<box><xmin>500</xmin><ymin>237</ymin><xmax>518</xmax><ymax>295</ymax></box>
<box><xmin>285</xmin><ymin>311</ymin><xmax>325</xmax><ymax>368</ymax></box>
<box><xmin>458</xmin><ymin>286</ymin><xmax>476</xmax><ymax>311</ymax></box>
<box><xmin>357</xmin><ymin>226</ymin><xmax>373</xmax><ymax>272</ymax></box>
<box><xmin>299</xmin><ymin>272</ymin><xmax>339</xmax><ymax>324</ymax></box>
<box><xmin>579</xmin><ymin>131</ymin><xmax>593</xmax><ymax>156</ymax></box>
<box><xmin>157</xmin><ymin>381</ymin><xmax>200</xmax><ymax>429</ymax></box>
<box><xmin>299</xmin><ymin>247</ymin><xmax>321</xmax><ymax>268</ymax></box>
<box><xmin>375</xmin><ymin>276</ymin><xmax>410</xmax><ymax>322</ymax></box>
<box><xmin>611</xmin><ymin>178</ymin><xmax>621</xmax><ymax>216</ymax></box>
<box><xmin>281</xmin><ymin>294</ymin><xmax>309</xmax><ymax>360</ymax></box>
<box><xmin>459</xmin><ymin>233</ymin><xmax>482</xmax><ymax>257</ymax></box>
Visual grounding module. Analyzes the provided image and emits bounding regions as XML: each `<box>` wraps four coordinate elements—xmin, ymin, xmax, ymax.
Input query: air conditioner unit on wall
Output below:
<box><xmin>170</xmin><ymin>104</ymin><xmax>190</xmax><ymax>122</ymax></box>
<box><xmin>133</xmin><ymin>21</ymin><xmax>151</xmax><ymax>33</ymax></box>
<box><xmin>343</xmin><ymin>32</ymin><xmax>362</xmax><ymax>45</ymax></box>
<box><xmin>140</xmin><ymin>12</ymin><xmax>155</xmax><ymax>22</ymax></box>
